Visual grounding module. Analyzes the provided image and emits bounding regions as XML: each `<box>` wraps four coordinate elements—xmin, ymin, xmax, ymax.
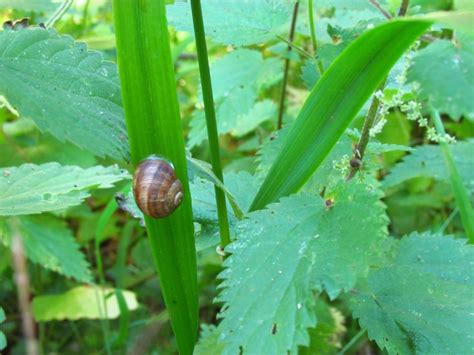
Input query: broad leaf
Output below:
<box><xmin>0</xmin><ymin>27</ymin><xmax>129</xmax><ymax>160</ymax></box>
<box><xmin>350</xmin><ymin>232</ymin><xmax>474</xmax><ymax>354</ymax></box>
<box><xmin>167</xmin><ymin>0</ymin><xmax>291</xmax><ymax>46</ymax></box>
<box><xmin>250</xmin><ymin>19</ymin><xmax>432</xmax><ymax>211</ymax></box>
<box><xmin>217</xmin><ymin>182</ymin><xmax>387</xmax><ymax>354</ymax></box>
<box><xmin>0</xmin><ymin>215</ymin><xmax>92</xmax><ymax>283</ymax></box>
<box><xmin>32</xmin><ymin>286</ymin><xmax>138</xmax><ymax>321</ymax></box>
<box><xmin>407</xmin><ymin>33</ymin><xmax>474</xmax><ymax>120</ymax></box>
<box><xmin>382</xmin><ymin>140</ymin><xmax>474</xmax><ymax>193</ymax></box>
<box><xmin>0</xmin><ymin>162</ymin><xmax>130</xmax><ymax>216</ymax></box>
<box><xmin>0</xmin><ymin>0</ymin><xmax>60</xmax><ymax>12</ymax></box>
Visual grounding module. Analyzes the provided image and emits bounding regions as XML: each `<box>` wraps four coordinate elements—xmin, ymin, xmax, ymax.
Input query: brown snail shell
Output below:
<box><xmin>132</xmin><ymin>157</ymin><xmax>183</xmax><ymax>218</ymax></box>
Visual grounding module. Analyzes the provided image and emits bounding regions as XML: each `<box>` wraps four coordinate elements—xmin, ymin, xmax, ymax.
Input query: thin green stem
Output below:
<box><xmin>277</xmin><ymin>1</ymin><xmax>300</xmax><ymax>130</ymax></box>
<box><xmin>439</xmin><ymin>207</ymin><xmax>458</xmax><ymax>234</ymax></box>
<box><xmin>430</xmin><ymin>108</ymin><xmax>474</xmax><ymax>241</ymax></box>
<box><xmin>45</xmin><ymin>0</ymin><xmax>73</xmax><ymax>28</ymax></box>
<box><xmin>347</xmin><ymin>79</ymin><xmax>386</xmax><ymax>180</ymax></box>
<box><xmin>308</xmin><ymin>0</ymin><xmax>324</xmax><ymax>74</ymax></box>
<box><xmin>81</xmin><ymin>0</ymin><xmax>91</xmax><ymax>36</ymax></box>
<box><xmin>190</xmin><ymin>0</ymin><xmax>231</xmax><ymax>248</ymax></box>
<box><xmin>276</xmin><ymin>35</ymin><xmax>313</xmax><ymax>60</ymax></box>
<box><xmin>337</xmin><ymin>328</ymin><xmax>367</xmax><ymax>355</ymax></box>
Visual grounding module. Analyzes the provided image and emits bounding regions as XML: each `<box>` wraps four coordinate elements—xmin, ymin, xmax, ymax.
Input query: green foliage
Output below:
<box><xmin>407</xmin><ymin>33</ymin><xmax>474</xmax><ymax>121</ymax></box>
<box><xmin>0</xmin><ymin>163</ymin><xmax>129</xmax><ymax>215</ymax></box>
<box><xmin>167</xmin><ymin>0</ymin><xmax>291</xmax><ymax>46</ymax></box>
<box><xmin>351</xmin><ymin>232</ymin><xmax>474</xmax><ymax>354</ymax></box>
<box><xmin>32</xmin><ymin>286</ymin><xmax>138</xmax><ymax>321</ymax></box>
<box><xmin>217</xmin><ymin>182</ymin><xmax>387</xmax><ymax>353</ymax></box>
<box><xmin>299</xmin><ymin>301</ymin><xmax>346</xmax><ymax>354</ymax></box>
<box><xmin>188</xmin><ymin>49</ymin><xmax>281</xmax><ymax>147</ymax></box>
<box><xmin>383</xmin><ymin>140</ymin><xmax>474</xmax><ymax>192</ymax></box>
<box><xmin>0</xmin><ymin>306</ymin><xmax>5</xmax><ymax>351</ymax></box>
<box><xmin>0</xmin><ymin>28</ymin><xmax>129</xmax><ymax>160</ymax></box>
<box><xmin>250</xmin><ymin>19</ymin><xmax>431</xmax><ymax>211</ymax></box>
<box><xmin>0</xmin><ymin>215</ymin><xmax>92</xmax><ymax>283</ymax></box>
<box><xmin>194</xmin><ymin>324</ymin><xmax>224</xmax><ymax>355</ymax></box>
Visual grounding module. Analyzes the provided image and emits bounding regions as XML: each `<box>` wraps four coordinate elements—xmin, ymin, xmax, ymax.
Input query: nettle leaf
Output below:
<box><xmin>0</xmin><ymin>27</ymin><xmax>129</xmax><ymax>160</ymax></box>
<box><xmin>0</xmin><ymin>214</ymin><xmax>92</xmax><ymax>283</ymax></box>
<box><xmin>382</xmin><ymin>140</ymin><xmax>474</xmax><ymax>193</ymax></box>
<box><xmin>32</xmin><ymin>286</ymin><xmax>138</xmax><ymax>321</ymax></box>
<box><xmin>0</xmin><ymin>163</ymin><xmax>130</xmax><ymax>216</ymax></box>
<box><xmin>217</xmin><ymin>182</ymin><xmax>388</xmax><ymax>354</ymax></box>
<box><xmin>167</xmin><ymin>0</ymin><xmax>291</xmax><ymax>46</ymax></box>
<box><xmin>188</xmin><ymin>49</ymin><xmax>281</xmax><ymax>148</ymax></box>
<box><xmin>350</xmin><ymin>232</ymin><xmax>474</xmax><ymax>354</ymax></box>
<box><xmin>0</xmin><ymin>306</ymin><xmax>5</xmax><ymax>351</ymax></box>
<box><xmin>407</xmin><ymin>33</ymin><xmax>474</xmax><ymax>120</ymax></box>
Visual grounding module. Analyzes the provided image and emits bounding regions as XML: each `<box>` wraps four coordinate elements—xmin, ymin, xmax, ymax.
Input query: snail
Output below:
<box><xmin>132</xmin><ymin>156</ymin><xmax>183</xmax><ymax>218</ymax></box>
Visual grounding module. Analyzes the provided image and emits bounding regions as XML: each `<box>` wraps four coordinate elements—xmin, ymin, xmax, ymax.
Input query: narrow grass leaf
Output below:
<box><xmin>250</xmin><ymin>19</ymin><xmax>432</xmax><ymax>211</ymax></box>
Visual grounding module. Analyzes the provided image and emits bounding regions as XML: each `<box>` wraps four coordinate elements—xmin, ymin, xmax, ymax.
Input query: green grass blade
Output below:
<box><xmin>190</xmin><ymin>0</ymin><xmax>231</xmax><ymax>247</ymax></box>
<box><xmin>112</xmin><ymin>1</ymin><xmax>198</xmax><ymax>353</ymax></box>
<box><xmin>250</xmin><ymin>19</ymin><xmax>432</xmax><ymax>211</ymax></box>
<box><xmin>430</xmin><ymin>108</ymin><xmax>474</xmax><ymax>241</ymax></box>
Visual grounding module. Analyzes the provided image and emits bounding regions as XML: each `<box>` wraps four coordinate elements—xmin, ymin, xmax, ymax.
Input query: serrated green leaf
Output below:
<box><xmin>0</xmin><ymin>306</ymin><xmax>5</xmax><ymax>351</ymax></box>
<box><xmin>251</xmin><ymin>19</ymin><xmax>432</xmax><ymax>211</ymax></box>
<box><xmin>407</xmin><ymin>33</ymin><xmax>474</xmax><ymax>120</ymax></box>
<box><xmin>167</xmin><ymin>0</ymin><xmax>291</xmax><ymax>46</ymax></box>
<box><xmin>0</xmin><ymin>28</ymin><xmax>129</xmax><ymax>160</ymax></box>
<box><xmin>382</xmin><ymin>140</ymin><xmax>474</xmax><ymax>192</ymax></box>
<box><xmin>217</xmin><ymin>182</ymin><xmax>387</xmax><ymax>354</ymax></box>
<box><xmin>350</xmin><ymin>232</ymin><xmax>474</xmax><ymax>354</ymax></box>
<box><xmin>423</xmin><ymin>11</ymin><xmax>474</xmax><ymax>36</ymax></box>
<box><xmin>32</xmin><ymin>286</ymin><xmax>138</xmax><ymax>321</ymax></box>
<box><xmin>0</xmin><ymin>163</ymin><xmax>130</xmax><ymax>216</ymax></box>
<box><xmin>0</xmin><ymin>215</ymin><xmax>92</xmax><ymax>283</ymax></box>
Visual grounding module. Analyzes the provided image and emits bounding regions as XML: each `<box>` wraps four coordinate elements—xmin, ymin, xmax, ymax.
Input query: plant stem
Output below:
<box><xmin>347</xmin><ymin>79</ymin><xmax>386</xmax><ymax>180</ymax></box>
<box><xmin>277</xmin><ymin>0</ymin><xmax>299</xmax><ymax>130</ymax></box>
<box><xmin>347</xmin><ymin>0</ymin><xmax>409</xmax><ymax>180</ymax></box>
<box><xmin>46</xmin><ymin>0</ymin><xmax>73</xmax><ymax>28</ymax></box>
<box><xmin>308</xmin><ymin>0</ymin><xmax>324</xmax><ymax>74</ymax></box>
<box><xmin>11</xmin><ymin>223</ymin><xmax>38</xmax><ymax>355</ymax></box>
<box><xmin>430</xmin><ymin>108</ymin><xmax>474</xmax><ymax>241</ymax></box>
<box><xmin>337</xmin><ymin>328</ymin><xmax>366</xmax><ymax>355</ymax></box>
<box><xmin>81</xmin><ymin>0</ymin><xmax>91</xmax><ymax>36</ymax></box>
<box><xmin>398</xmin><ymin>0</ymin><xmax>410</xmax><ymax>16</ymax></box>
<box><xmin>190</xmin><ymin>0</ymin><xmax>231</xmax><ymax>248</ymax></box>
<box><xmin>369</xmin><ymin>0</ymin><xmax>392</xmax><ymax>19</ymax></box>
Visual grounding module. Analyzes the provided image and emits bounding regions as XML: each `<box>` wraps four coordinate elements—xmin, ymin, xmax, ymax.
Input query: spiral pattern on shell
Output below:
<box><xmin>132</xmin><ymin>157</ymin><xmax>183</xmax><ymax>218</ymax></box>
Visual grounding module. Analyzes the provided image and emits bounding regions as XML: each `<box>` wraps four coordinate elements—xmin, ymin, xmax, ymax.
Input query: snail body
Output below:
<box><xmin>133</xmin><ymin>157</ymin><xmax>183</xmax><ymax>218</ymax></box>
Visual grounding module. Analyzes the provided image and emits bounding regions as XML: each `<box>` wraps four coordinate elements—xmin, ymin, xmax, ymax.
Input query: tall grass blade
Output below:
<box><xmin>112</xmin><ymin>1</ymin><xmax>198</xmax><ymax>353</ymax></box>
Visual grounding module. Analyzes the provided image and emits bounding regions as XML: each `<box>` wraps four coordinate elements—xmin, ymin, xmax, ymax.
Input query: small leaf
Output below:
<box><xmin>0</xmin><ymin>163</ymin><xmax>130</xmax><ymax>216</ymax></box>
<box><xmin>0</xmin><ymin>27</ymin><xmax>129</xmax><ymax>160</ymax></box>
<box><xmin>195</xmin><ymin>324</ymin><xmax>225</xmax><ymax>355</ymax></box>
<box><xmin>32</xmin><ymin>286</ymin><xmax>138</xmax><ymax>321</ymax></box>
<box><xmin>382</xmin><ymin>140</ymin><xmax>474</xmax><ymax>192</ymax></box>
<box><xmin>0</xmin><ymin>215</ymin><xmax>92</xmax><ymax>283</ymax></box>
<box><xmin>350</xmin><ymin>232</ymin><xmax>474</xmax><ymax>354</ymax></box>
<box><xmin>167</xmin><ymin>0</ymin><xmax>292</xmax><ymax>46</ymax></box>
<box><xmin>217</xmin><ymin>182</ymin><xmax>388</xmax><ymax>353</ymax></box>
<box><xmin>407</xmin><ymin>33</ymin><xmax>474</xmax><ymax>120</ymax></box>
